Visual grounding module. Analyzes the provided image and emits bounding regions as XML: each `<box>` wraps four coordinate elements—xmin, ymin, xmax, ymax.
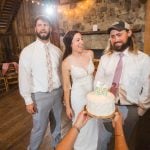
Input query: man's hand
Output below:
<box><xmin>26</xmin><ymin>103</ymin><xmax>37</xmax><ymax>114</ymax></box>
<box><xmin>109</xmin><ymin>83</ymin><xmax>117</xmax><ymax>97</ymax></box>
<box><xmin>138</xmin><ymin>107</ymin><xmax>146</xmax><ymax>116</ymax></box>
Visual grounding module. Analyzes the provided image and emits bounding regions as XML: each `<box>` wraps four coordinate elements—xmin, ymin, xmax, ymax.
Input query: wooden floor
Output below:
<box><xmin>0</xmin><ymin>89</ymin><xmax>32</xmax><ymax>150</ymax></box>
<box><xmin>0</xmin><ymin>89</ymin><xmax>150</xmax><ymax>150</ymax></box>
<box><xmin>0</xmin><ymin>89</ymin><xmax>71</xmax><ymax>150</ymax></box>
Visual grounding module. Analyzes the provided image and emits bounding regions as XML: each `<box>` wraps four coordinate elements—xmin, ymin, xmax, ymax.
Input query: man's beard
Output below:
<box><xmin>36</xmin><ymin>31</ymin><xmax>50</xmax><ymax>40</ymax></box>
<box><xmin>112</xmin><ymin>37</ymin><xmax>131</xmax><ymax>52</ymax></box>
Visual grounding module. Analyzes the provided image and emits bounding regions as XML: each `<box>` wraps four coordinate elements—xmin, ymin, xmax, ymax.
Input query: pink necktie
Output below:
<box><xmin>45</xmin><ymin>45</ymin><xmax>53</xmax><ymax>92</ymax></box>
<box><xmin>2</xmin><ymin>63</ymin><xmax>10</xmax><ymax>75</ymax></box>
<box><xmin>110</xmin><ymin>53</ymin><xmax>124</xmax><ymax>96</ymax></box>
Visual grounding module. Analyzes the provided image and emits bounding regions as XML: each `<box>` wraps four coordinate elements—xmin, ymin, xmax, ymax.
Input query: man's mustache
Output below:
<box><xmin>39</xmin><ymin>31</ymin><xmax>47</xmax><ymax>34</ymax></box>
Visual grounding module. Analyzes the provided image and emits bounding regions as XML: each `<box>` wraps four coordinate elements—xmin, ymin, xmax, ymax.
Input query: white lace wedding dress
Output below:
<box><xmin>70</xmin><ymin>58</ymin><xmax>99</xmax><ymax>150</ymax></box>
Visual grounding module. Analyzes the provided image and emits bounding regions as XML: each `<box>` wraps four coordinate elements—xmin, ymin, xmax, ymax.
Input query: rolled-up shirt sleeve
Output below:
<box><xmin>19</xmin><ymin>49</ymin><xmax>33</xmax><ymax>105</ymax></box>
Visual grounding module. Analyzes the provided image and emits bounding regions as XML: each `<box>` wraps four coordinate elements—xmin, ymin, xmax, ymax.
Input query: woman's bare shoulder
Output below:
<box><xmin>84</xmin><ymin>49</ymin><xmax>94</xmax><ymax>58</ymax></box>
<box><xmin>62</xmin><ymin>56</ymin><xmax>72</xmax><ymax>69</ymax></box>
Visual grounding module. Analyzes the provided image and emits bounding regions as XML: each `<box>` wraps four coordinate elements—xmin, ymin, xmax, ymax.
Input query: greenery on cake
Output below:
<box><xmin>95</xmin><ymin>81</ymin><xmax>108</xmax><ymax>96</ymax></box>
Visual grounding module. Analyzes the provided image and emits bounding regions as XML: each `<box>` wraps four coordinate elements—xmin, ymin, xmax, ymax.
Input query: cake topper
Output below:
<box><xmin>95</xmin><ymin>81</ymin><xmax>108</xmax><ymax>96</ymax></box>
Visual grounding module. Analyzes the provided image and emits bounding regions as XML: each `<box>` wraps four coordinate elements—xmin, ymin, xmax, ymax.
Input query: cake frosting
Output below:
<box><xmin>86</xmin><ymin>84</ymin><xmax>115</xmax><ymax>117</ymax></box>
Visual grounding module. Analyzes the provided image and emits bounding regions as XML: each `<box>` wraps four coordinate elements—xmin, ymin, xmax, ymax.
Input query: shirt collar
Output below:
<box><xmin>113</xmin><ymin>47</ymin><xmax>129</xmax><ymax>57</ymax></box>
<box><xmin>36</xmin><ymin>38</ymin><xmax>51</xmax><ymax>47</ymax></box>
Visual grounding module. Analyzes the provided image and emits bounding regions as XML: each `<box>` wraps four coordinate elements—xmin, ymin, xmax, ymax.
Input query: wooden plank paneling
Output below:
<box><xmin>0</xmin><ymin>89</ymin><xmax>71</xmax><ymax>150</ymax></box>
<box><xmin>144</xmin><ymin>0</ymin><xmax>150</xmax><ymax>55</ymax></box>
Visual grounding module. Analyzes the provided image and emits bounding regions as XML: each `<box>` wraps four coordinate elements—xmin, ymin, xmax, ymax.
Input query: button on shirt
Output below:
<box><xmin>19</xmin><ymin>39</ymin><xmax>62</xmax><ymax>105</ymax></box>
<box><xmin>94</xmin><ymin>49</ymin><xmax>150</xmax><ymax>109</ymax></box>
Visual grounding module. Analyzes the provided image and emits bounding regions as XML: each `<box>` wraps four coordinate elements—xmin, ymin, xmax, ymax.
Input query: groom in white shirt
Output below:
<box><xmin>95</xmin><ymin>21</ymin><xmax>150</xmax><ymax>150</ymax></box>
<box><xmin>19</xmin><ymin>15</ymin><xmax>63</xmax><ymax>150</ymax></box>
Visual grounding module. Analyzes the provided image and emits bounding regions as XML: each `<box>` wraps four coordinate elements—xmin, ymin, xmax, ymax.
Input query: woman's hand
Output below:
<box><xmin>66</xmin><ymin>107</ymin><xmax>73</xmax><ymax>119</ymax></box>
<box><xmin>112</xmin><ymin>111</ymin><xmax>123</xmax><ymax>128</ymax></box>
<box><xmin>73</xmin><ymin>111</ymin><xmax>89</xmax><ymax>130</ymax></box>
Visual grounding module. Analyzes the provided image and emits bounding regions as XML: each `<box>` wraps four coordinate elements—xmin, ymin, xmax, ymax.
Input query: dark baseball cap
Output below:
<box><xmin>108</xmin><ymin>21</ymin><xmax>131</xmax><ymax>33</ymax></box>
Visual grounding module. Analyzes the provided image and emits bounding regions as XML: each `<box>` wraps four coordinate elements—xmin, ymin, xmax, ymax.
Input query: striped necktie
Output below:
<box><xmin>44</xmin><ymin>44</ymin><xmax>53</xmax><ymax>92</ymax></box>
<box><xmin>110</xmin><ymin>53</ymin><xmax>124</xmax><ymax>96</ymax></box>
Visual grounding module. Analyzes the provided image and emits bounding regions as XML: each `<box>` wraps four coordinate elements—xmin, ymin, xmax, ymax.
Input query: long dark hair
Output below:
<box><xmin>63</xmin><ymin>30</ymin><xmax>80</xmax><ymax>60</ymax></box>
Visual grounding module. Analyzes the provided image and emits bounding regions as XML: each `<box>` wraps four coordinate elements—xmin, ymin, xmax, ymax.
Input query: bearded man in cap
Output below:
<box><xmin>94</xmin><ymin>21</ymin><xmax>150</xmax><ymax>150</ymax></box>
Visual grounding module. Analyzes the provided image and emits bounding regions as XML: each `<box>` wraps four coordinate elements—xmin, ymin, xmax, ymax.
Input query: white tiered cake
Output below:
<box><xmin>86</xmin><ymin>83</ymin><xmax>115</xmax><ymax>118</ymax></box>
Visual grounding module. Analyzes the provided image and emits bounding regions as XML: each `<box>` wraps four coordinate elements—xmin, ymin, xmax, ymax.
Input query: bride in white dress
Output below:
<box><xmin>62</xmin><ymin>31</ymin><xmax>99</xmax><ymax>150</ymax></box>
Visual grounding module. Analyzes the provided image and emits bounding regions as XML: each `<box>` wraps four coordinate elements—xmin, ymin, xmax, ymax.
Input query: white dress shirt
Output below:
<box><xmin>94</xmin><ymin>48</ymin><xmax>150</xmax><ymax>109</ymax></box>
<box><xmin>19</xmin><ymin>39</ymin><xmax>62</xmax><ymax>105</ymax></box>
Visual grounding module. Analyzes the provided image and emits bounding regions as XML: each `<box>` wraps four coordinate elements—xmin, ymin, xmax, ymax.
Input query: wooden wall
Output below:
<box><xmin>0</xmin><ymin>0</ymin><xmax>60</xmax><ymax>62</ymax></box>
<box><xmin>12</xmin><ymin>0</ymin><xmax>40</xmax><ymax>52</ymax></box>
<box><xmin>144</xmin><ymin>0</ymin><xmax>150</xmax><ymax>55</ymax></box>
<box><xmin>10</xmin><ymin>0</ymin><xmax>60</xmax><ymax>61</ymax></box>
<box><xmin>0</xmin><ymin>34</ymin><xmax>18</xmax><ymax>62</ymax></box>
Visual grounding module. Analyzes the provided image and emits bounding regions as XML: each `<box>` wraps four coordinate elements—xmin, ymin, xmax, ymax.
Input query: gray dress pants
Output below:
<box><xmin>29</xmin><ymin>87</ymin><xmax>62</xmax><ymax>150</ymax></box>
